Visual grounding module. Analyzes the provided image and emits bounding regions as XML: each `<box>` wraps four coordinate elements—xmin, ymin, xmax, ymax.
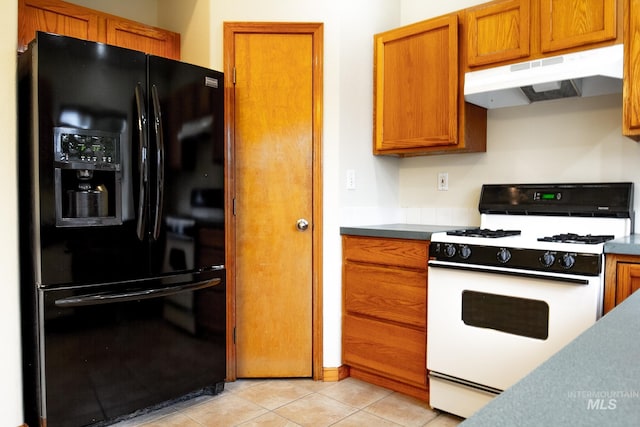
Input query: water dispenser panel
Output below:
<box><xmin>53</xmin><ymin>127</ymin><xmax>123</xmax><ymax>227</ymax></box>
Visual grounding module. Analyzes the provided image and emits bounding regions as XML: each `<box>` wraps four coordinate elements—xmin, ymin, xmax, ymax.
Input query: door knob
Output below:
<box><xmin>296</xmin><ymin>218</ymin><xmax>309</xmax><ymax>231</ymax></box>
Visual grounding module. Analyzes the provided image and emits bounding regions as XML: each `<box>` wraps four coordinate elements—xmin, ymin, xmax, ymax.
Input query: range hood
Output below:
<box><xmin>464</xmin><ymin>44</ymin><xmax>623</xmax><ymax>109</ymax></box>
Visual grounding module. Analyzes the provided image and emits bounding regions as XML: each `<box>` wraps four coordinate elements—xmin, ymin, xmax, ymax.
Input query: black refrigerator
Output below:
<box><xmin>18</xmin><ymin>32</ymin><xmax>226</xmax><ymax>427</ymax></box>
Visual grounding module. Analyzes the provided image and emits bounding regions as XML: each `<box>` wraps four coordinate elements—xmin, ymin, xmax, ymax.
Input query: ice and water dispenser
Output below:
<box><xmin>54</xmin><ymin>127</ymin><xmax>123</xmax><ymax>226</ymax></box>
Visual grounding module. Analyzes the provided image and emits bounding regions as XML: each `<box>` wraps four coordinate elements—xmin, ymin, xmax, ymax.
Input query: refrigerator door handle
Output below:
<box><xmin>134</xmin><ymin>83</ymin><xmax>149</xmax><ymax>241</ymax></box>
<box><xmin>151</xmin><ymin>85</ymin><xmax>165</xmax><ymax>241</ymax></box>
<box><xmin>54</xmin><ymin>278</ymin><xmax>221</xmax><ymax>307</ymax></box>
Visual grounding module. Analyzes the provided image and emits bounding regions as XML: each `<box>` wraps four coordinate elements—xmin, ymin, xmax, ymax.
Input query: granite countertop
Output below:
<box><xmin>461</xmin><ymin>289</ymin><xmax>640</xmax><ymax>427</ymax></box>
<box><xmin>604</xmin><ymin>234</ymin><xmax>640</xmax><ymax>256</ymax></box>
<box><xmin>339</xmin><ymin>223</ymin><xmax>467</xmax><ymax>241</ymax></box>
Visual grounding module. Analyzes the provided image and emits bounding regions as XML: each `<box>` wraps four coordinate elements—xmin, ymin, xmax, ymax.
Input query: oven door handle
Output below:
<box><xmin>54</xmin><ymin>278</ymin><xmax>221</xmax><ymax>307</ymax></box>
<box><xmin>428</xmin><ymin>261</ymin><xmax>591</xmax><ymax>285</ymax></box>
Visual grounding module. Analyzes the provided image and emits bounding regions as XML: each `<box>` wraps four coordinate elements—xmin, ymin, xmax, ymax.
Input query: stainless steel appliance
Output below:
<box><xmin>18</xmin><ymin>32</ymin><xmax>226</xmax><ymax>427</ymax></box>
<box><xmin>427</xmin><ymin>183</ymin><xmax>634</xmax><ymax>418</ymax></box>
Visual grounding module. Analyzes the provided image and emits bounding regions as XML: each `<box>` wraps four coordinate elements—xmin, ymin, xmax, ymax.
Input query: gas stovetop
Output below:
<box><xmin>446</xmin><ymin>228</ymin><xmax>521</xmax><ymax>238</ymax></box>
<box><xmin>446</xmin><ymin>229</ymin><xmax>616</xmax><ymax>245</ymax></box>
<box><xmin>537</xmin><ymin>233</ymin><xmax>615</xmax><ymax>244</ymax></box>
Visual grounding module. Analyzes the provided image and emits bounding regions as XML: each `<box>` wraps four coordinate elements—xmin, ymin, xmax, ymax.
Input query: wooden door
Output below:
<box><xmin>224</xmin><ymin>23</ymin><xmax>323</xmax><ymax>379</ymax></box>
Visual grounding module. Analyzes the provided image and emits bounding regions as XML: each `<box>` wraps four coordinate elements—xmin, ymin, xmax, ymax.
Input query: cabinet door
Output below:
<box><xmin>106</xmin><ymin>18</ymin><xmax>180</xmax><ymax>60</ymax></box>
<box><xmin>19</xmin><ymin>0</ymin><xmax>100</xmax><ymax>51</ymax></box>
<box><xmin>343</xmin><ymin>314</ymin><xmax>427</xmax><ymax>388</ymax></box>
<box><xmin>623</xmin><ymin>0</ymin><xmax>640</xmax><ymax>139</ymax></box>
<box><xmin>344</xmin><ymin>262</ymin><xmax>427</xmax><ymax>328</ymax></box>
<box><xmin>540</xmin><ymin>0</ymin><xmax>617</xmax><ymax>53</ymax></box>
<box><xmin>467</xmin><ymin>0</ymin><xmax>531</xmax><ymax>67</ymax></box>
<box><xmin>343</xmin><ymin>235</ymin><xmax>428</xmax><ymax>270</ymax></box>
<box><xmin>374</xmin><ymin>14</ymin><xmax>459</xmax><ymax>154</ymax></box>
<box><xmin>616</xmin><ymin>262</ymin><xmax>640</xmax><ymax>305</ymax></box>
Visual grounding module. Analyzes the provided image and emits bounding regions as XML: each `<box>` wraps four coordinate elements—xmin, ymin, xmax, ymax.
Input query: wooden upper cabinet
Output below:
<box><xmin>623</xmin><ymin>0</ymin><xmax>640</xmax><ymax>140</ymax></box>
<box><xmin>18</xmin><ymin>0</ymin><xmax>180</xmax><ymax>60</ymax></box>
<box><xmin>106</xmin><ymin>18</ymin><xmax>180</xmax><ymax>60</ymax></box>
<box><xmin>540</xmin><ymin>0</ymin><xmax>618</xmax><ymax>53</ymax></box>
<box><xmin>466</xmin><ymin>0</ymin><xmax>620</xmax><ymax>69</ymax></box>
<box><xmin>467</xmin><ymin>0</ymin><xmax>531</xmax><ymax>67</ymax></box>
<box><xmin>374</xmin><ymin>14</ymin><xmax>459</xmax><ymax>155</ymax></box>
<box><xmin>18</xmin><ymin>0</ymin><xmax>100</xmax><ymax>51</ymax></box>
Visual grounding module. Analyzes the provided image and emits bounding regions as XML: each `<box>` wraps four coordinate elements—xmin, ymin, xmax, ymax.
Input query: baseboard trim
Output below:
<box><xmin>322</xmin><ymin>365</ymin><xmax>350</xmax><ymax>382</ymax></box>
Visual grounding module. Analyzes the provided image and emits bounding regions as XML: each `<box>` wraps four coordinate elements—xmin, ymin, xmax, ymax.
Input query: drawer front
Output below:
<box><xmin>343</xmin><ymin>314</ymin><xmax>427</xmax><ymax>388</ymax></box>
<box><xmin>344</xmin><ymin>262</ymin><xmax>426</xmax><ymax>327</ymax></box>
<box><xmin>343</xmin><ymin>236</ymin><xmax>428</xmax><ymax>269</ymax></box>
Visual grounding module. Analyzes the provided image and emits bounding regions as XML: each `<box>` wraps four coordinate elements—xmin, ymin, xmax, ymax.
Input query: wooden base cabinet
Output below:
<box><xmin>342</xmin><ymin>235</ymin><xmax>429</xmax><ymax>401</ymax></box>
<box><xmin>604</xmin><ymin>254</ymin><xmax>640</xmax><ymax>314</ymax></box>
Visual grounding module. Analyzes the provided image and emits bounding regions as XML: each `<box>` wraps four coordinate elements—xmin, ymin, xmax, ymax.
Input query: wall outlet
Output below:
<box><xmin>346</xmin><ymin>169</ymin><xmax>356</xmax><ymax>190</ymax></box>
<box><xmin>438</xmin><ymin>172</ymin><xmax>449</xmax><ymax>191</ymax></box>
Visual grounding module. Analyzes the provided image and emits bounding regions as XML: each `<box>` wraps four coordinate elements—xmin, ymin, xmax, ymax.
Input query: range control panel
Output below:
<box><xmin>429</xmin><ymin>242</ymin><xmax>602</xmax><ymax>276</ymax></box>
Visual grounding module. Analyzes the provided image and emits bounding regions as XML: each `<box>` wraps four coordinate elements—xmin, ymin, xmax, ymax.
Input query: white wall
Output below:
<box><xmin>1</xmin><ymin>1</ymin><xmax>22</xmax><ymax>425</ymax></box>
<box><xmin>401</xmin><ymin>94</ymin><xmax>640</xmax><ymax>227</ymax></box>
<box><xmin>158</xmin><ymin>0</ymin><xmax>210</xmax><ymax>67</ymax></box>
<box><xmin>401</xmin><ymin>0</ymin><xmax>482</xmax><ymax>21</ymax></box>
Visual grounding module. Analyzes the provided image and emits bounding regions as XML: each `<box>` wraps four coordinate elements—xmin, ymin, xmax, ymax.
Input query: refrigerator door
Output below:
<box><xmin>147</xmin><ymin>56</ymin><xmax>225</xmax><ymax>276</ymax></box>
<box><xmin>23</xmin><ymin>32</ymin><xmax>149</xmax><ymax>287</ymax></box>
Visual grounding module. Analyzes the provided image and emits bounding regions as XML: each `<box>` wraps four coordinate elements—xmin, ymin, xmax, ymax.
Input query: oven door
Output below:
<box><xmin>427</xmin><ymin>261</ymin><xmax>603</xmax><ymax>392</ymax></box>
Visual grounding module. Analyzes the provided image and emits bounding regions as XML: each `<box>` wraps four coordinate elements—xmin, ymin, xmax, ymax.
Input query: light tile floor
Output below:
<box><xmin>111</xmin><ymin>377</ymin><xmax>463</xmax><ymax>427</ymax></box>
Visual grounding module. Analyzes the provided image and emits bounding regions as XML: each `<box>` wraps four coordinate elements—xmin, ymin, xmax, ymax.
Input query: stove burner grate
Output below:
<box><xmin>446</xmin><ymin>228</ymin><xmax>522</xmax><ymax>238</ymax></box>
<box><xmin>537</xmin><ymin>233</ymin><xmax>615</xmax><ymax>244</ymax></box>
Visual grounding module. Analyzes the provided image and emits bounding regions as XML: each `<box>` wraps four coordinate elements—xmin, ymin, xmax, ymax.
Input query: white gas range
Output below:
<box><xmin>427</xmin><ymin>183</ymin><xmax>634</xmax><ymax>419</ymax></box>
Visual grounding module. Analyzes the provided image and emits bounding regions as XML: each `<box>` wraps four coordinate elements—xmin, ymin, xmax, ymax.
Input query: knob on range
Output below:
<box><xmin>459</xmin><ymin>244</ymin><xmax>472</xmax><ymax>259</ymax></box>
<box><xmin>539</xmin><ymin>251</ymin><xmax>555</xmax><ymax>267</ymax></box>
<box><xmin>496</xmin><ymin>247</ymin><xmax>511</xmax><ymax>263</ymax></box>
<box><xmin>443</xmin><ymin>243</ymin><xmax>456</xmax><ymax>258</ymax></box>
<box><xmin>559</xmin><ymin>253</ymin><xmax>576</xmax><ymax>269</ymax></box>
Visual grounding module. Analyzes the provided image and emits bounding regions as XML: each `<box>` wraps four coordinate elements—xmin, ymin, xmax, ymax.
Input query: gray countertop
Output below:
<box><xmin>461</xmin><ymin>289</ymin><xmax>640</xmax><ymax>427</ymax></box>
<box><xmin>339</xmin><ymin>223</ymin><xmax>467</xmax><ymax>240</ymax></box>
<box><xmin>605</xmin><ymin>234</ymin><xmax>640</xmax><ymax>256</ymax></box>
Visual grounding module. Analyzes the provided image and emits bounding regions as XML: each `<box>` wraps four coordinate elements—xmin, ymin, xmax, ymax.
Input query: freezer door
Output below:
<box><xmin>147</xmin><ymin>56</ymin><xmax>225</xmax><ymax>276</ymax></box>
<box><xmin>20</xmin><ymin>33</ymin><xmax>149</xmax><ymax>287</ymax></box>
<box><xmin>33</xmin><ymin>269</ymin><xmax>226</xmax><ymax>427</ymax></box>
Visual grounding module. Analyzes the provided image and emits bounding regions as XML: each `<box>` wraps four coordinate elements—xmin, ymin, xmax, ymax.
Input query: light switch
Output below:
<box><xmin>346</xmin><ymin>169</ymin><xmax>356</xmax><ymax>190</ymax></box>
